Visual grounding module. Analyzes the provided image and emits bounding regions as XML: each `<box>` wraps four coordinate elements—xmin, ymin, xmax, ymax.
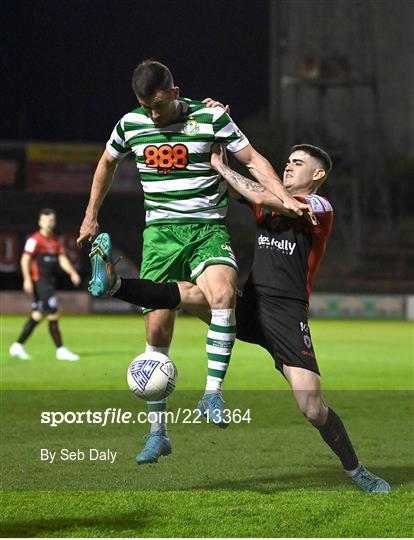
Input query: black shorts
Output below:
<box><xmin>32</xmin><ymin>281</ymin><xmax>58</xmax><ymax>315</ymax></box>
<box><xmin>236</xmin><ymin>282</ymin><xmax>320</xmax><ymax>376</ymax></box>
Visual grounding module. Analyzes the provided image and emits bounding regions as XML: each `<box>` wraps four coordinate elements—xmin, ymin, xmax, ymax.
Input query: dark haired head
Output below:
<box><xmin>39</xmin><ymin>208</ymin><xmax>56</xmax><ymax>218</ymax></box>
<box><xmin>290</xmin><ymin>144</ymin><xmax>332</xmax><ymax>173</ymax></box>
<box><xmin>132</xmin><ymin>60</ymin><xmax>174</xmax><ymax>98</ymax></box>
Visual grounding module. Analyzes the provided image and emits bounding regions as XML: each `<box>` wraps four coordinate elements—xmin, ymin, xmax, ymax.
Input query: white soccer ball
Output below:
<box><xmin>127</xmin><ymin>351</ymin><xmax>178</xmax><ymax>401</ymax></box>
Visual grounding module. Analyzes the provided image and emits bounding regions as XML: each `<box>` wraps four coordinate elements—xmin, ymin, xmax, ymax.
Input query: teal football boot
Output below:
<box><xmin>88</xmin><ymin>233</ymin><xmax>117</xmax><ymax>297</ymax></box>
<box><xmin>135</xmin><ymin>432</ymin><xmax>172</xmax><ymax>465</ymax></box>
<box><xmin>197</xmin><ymin>392</ymin><xmax>229</xmax><ymax>429</ymax></box>
<box><xmin>350</xmin><ymin>465</ymin><xmax>391</xmax><ymax>493</ymax></box>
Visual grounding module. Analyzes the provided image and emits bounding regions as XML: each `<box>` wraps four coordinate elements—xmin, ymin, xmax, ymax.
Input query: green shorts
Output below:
<box><xmin>140</xmin><ymin>223</ymin><xmax>238</xmax><ymax>311</ymax></box>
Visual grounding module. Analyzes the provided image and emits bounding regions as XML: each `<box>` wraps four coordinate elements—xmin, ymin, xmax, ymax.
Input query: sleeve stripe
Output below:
<box><xmin>116</xmin><ymin>122</ymin><xmax>124</xmax><ymax>139</ymax></box>
<box><xmin>306</xmin><ymin>194</ymin><xmax>333</xmax><ymax>213</ymax></box>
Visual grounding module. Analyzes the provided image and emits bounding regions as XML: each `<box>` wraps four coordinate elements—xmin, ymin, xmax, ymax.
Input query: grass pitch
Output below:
<box><xmin>1</xmin><ymin>315</ymin><xmax>413</xmax><ymax>537</ymax></box>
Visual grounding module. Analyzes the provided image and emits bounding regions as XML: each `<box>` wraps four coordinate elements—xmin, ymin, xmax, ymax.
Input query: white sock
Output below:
<box><xmin>145</xmin><ymin>343</ymin><xmax>170</xmax><ymax>355</ymax></box>
<box><xmin>205</xmin><ymin>308</ymin><xmax>236</xmax><ymax>394</ymax></box>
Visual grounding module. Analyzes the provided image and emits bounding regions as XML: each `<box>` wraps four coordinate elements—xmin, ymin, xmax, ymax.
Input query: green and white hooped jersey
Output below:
<box><xmin>106</xmin><ymin>99</ymin><xmax>249</xmax><ymax>225</ymax></box>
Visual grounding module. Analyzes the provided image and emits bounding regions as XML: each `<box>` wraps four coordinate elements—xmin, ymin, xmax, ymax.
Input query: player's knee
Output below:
<box><xmin>209</xmin><ymin>283</ymin><xmax>235</xmax><ymax>309</ymax></box>
<box><xmin>47</xmin><ymin>313</ymin><xmax>59</xmax><ymax>321</ymax></box>
<box><xmin>32</xmin><ymin>311</ymin><xmax>44</xmax><ymax>322</ymax></box>
<box><xmin>300</xmin><ymin>399</ymin><xmax>325</xmax><ymax>424</ymax></box>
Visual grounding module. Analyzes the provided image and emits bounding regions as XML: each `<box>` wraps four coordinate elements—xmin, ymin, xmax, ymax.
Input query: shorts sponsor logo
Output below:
<box><xmin>221</xmin><ymin>244</ymin><xmax>235</xmax><ymax>258</ymax></box>
<box><xmin>303</xmin><ymin>335</ymin><xmax>312</xmax><ymax>349</ymax></box>
<box><xmin>300</xmin><ymin>321</ymin><xmax>312</xmax><ymax>349</ymax></box>
<box><xmin>257</xmin><ymin>235</ymin><xmax>296</xmax><ymax>255</ymax></box>
<box><xmin>300</xmin><ymin>321</ymin><xmax>309</xmax><ymax>333</ymax></box>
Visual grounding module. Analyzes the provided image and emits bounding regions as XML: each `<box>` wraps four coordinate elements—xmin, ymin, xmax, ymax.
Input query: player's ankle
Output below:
<box><xmin>108</xmin><ymin>275</ymin><xmax>121</xmax><ymax>295</ymax></box>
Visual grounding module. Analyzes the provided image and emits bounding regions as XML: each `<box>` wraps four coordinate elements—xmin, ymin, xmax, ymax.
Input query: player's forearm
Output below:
<box><xmin>84</xmin><ymin>158</ymin><xmax>117</xmax><ymax>218</ymax></box>
<box><xmin>246</xmin><ymin>153</ymin><xmax>291</xmax><ymax>202</ymax></box>
<box><xmin>58</xmin><ymin>255</ymin><xmax>76</xmax><ymax>275</ymax></box>
<box><xmin>214</xmin><ymin>160</ymin><xmax>290</xmax><ymax>212</ymax></box>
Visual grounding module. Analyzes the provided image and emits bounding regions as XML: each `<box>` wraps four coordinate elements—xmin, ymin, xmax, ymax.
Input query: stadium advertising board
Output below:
<box><xmin>309</xmin><ymin>293</ymin><xmax>406</xmax><ymax>319</ymax></box>
<box><xmin>25</xmin><ymin>143</ymin><xmax>139</xmax><ymax>193</ymax></box>
<box><xmin>26</xmin><ymin>144</ymin><xmax>103</xmax><ymax>193</ymax></box>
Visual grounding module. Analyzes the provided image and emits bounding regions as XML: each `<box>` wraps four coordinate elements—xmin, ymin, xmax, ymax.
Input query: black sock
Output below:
<box><xmin>49</xmin><ymin>320</ymin><xmax>63</xmax><ymax>348</ymax></box>
<box><xmin>114</xmin><ymin>278</ymin><xmax>181</xmax><ymax>310</ymax></box>
<box><xmin>316</xmin><ymin>407</ymin><xmax>359</xmax><ymax>471</ymax></box>
<box><xmin>17</xmin><ymin>317</ymin><xmax>39</xmax><ymax>343</ymax></box>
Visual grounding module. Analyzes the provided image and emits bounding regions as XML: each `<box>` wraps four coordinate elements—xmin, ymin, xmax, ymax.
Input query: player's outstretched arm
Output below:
<box><xmin>77</xmin><ymin>150</ymin><xmax>119</xmax><ymax>247</ymax></box>
<box><xmin>211</xmin><ymin>145</ymin><xmax>296</xmax><ymax>216</ymax></box>
<box><xmin>232</xmin><ymin>144</ymin><xmax>311</xmax><ymax>217</ymax></box>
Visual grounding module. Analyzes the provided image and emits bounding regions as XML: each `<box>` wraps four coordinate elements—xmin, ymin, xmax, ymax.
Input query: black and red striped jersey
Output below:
<box><xmin>23</xmin><ymin>231</ymin><xmax>64</xmax><ymax>283</ymax></box>
<box><xmin>248</xmin><ymin>194</ymin><xmax>333</xmax><ymax>303</ymax></box>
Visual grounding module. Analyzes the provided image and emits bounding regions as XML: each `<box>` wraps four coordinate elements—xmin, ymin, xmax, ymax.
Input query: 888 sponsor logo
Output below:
<box><xmin>144</xmin><ymin>144</ymin><xmax>189</xmax><ymax>174</ymax></box>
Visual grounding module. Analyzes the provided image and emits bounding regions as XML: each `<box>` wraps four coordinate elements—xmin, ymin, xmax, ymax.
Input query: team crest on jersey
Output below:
<box><xmin>183</xmin><ymin>117</ymin><xmax>200</xmax><ymax>135</ymax></box>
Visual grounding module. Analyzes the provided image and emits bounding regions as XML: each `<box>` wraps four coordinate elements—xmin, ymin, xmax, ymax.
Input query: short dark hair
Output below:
<box><xmin>39</xmin><ymin>208</ymin><xmax>56</xmax><ymax>218</ymax></box>
<box><xmin>290</xmin><ymin>144</ymin><xmax>332</xmax><ymax>173</ymax></box>
<box><xmin>131</xmin><ymin>60</ymin><xmax>174</xmax><ymax>98</ymax></box>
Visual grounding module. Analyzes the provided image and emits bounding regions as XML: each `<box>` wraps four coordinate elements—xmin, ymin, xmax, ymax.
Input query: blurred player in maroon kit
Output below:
<box><xmin>9</xmin><ymin>208</ymin><xmax>81</xmax><ymax>361</ymax></box>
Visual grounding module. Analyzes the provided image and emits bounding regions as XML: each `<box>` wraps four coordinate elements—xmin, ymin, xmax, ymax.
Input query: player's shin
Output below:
<box><xmin>113</xmin><ymin>278</ymin><xmax>181</xmax><ymax>310</ymax></box>
<box><xmin>17</xmin><ymin>317</ymin><xmax>39</xmax><ymax>343</ymax></box>
<box><xmin>316</xmin><ymin>407</ymin><xmax>359</xmax><ymax>471</ymax></box>
<box><xmin>49</xmin><ymin>320</ymin><xmax>63</xmax><ymax>347</ymax></box>
<box><xmin>205</xmin><ymin>308</ymin><xmax>236</xmax><ymax>393</ymax></box>
<box><xmin>147</xmin><ymin>400</ymin><xmax>168</xmax><ymax>435</ymax></box>
<box><xmin>145</xmin><ymin>344</ymin><xmax>169</xmax><ymax>436</ymax></box>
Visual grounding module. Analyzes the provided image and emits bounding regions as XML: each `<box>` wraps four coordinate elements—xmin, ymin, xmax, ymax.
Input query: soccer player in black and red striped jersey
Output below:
<box><xmin>207</xmin><ymin>143</ymin><xmax>390</xmax><ymax>493</ymax></box>
<box><xmin>9</xmin><ymin>209</ymin><xmax>81</xmax><ymax>361</ymax></box>
<box><xmin>95</xmin><ymin>143</ymin><xmax>390</xmax><ymax>491</ymax></box>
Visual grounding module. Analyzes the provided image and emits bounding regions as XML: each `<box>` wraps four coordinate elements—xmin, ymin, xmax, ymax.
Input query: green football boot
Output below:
<box><xmin>88</xmin><ymin>232</ymin><xmax>117</xmax><ymax>297</ymax></box>
<box><xmin>350</xmin><ymin>465</ymin><xmax>391</xmax><ymax>493</ymax></box>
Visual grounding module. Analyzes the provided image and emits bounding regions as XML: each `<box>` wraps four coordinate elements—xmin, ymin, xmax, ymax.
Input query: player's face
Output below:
<box><xmin>38</xmin><ymin>214</ymin><xmax>56</xmax><ymax>235</ymax></box>
<box><xmin>283</xmin><ymin>151</ymin><xmax>322</xmax><ymax>194</ymax></box>
<box><xmin>139</xmin><ymin>87</ymin><xmax>180</xmax><ymax>127</ymax></box>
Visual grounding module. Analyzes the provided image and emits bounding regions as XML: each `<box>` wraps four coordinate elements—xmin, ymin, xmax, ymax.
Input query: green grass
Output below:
<box><xmin>1</xmin><ymin>315</ymin><xmax>413</xmax><ymax>537</ymax></box>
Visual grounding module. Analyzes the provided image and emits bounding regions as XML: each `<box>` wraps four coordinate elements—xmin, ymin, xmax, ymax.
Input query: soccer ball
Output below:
<box><xmin>127</xmin><ymin>351</ymin><xmax>178</xmax><ymax>401</ymax></box>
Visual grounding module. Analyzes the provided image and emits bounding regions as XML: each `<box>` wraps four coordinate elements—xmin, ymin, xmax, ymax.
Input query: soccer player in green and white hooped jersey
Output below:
<box><xmin>78</xmin><ymin>59</ymin><xmax>310</xmax><ymax>465</ymax></box>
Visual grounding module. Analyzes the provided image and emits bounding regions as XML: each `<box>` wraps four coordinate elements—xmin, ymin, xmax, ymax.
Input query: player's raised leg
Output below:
<box><xmin>283</xmin><ymin>364</ymin><xmax>391</xmax><ymax>493</ymax></box>
<box><xmin>135</xmin><ymin>310</ymin><xmax>175</xmax><ymax>465</ymax></box>
<box><xmin>88</xmin><ymin>233</ymin><xmax>211</xmax><ymax>311</ymax></box>
<box><xmin>195</xmin><ymin>264</ymin><xmax>237</xmax><ymax>428</ymax></box>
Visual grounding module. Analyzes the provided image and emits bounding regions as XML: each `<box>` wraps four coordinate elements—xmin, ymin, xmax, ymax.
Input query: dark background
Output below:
<box><xmin>1</xmin><ymin>0</ymin><xmax>414</xmax><ymax>292</ymax></box>
<box><xmin>2</xmin><ymin>0</ymin><xmax>269</xmax><ymax>141</ymax></box>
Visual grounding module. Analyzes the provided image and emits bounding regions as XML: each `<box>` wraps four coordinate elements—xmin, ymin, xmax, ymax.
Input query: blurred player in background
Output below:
<box><xmin>94</xmin><ymin>140</ymin><xmax>390</xmax><ymax>492</ymax></box>
<box><xmin>9</xmin><ymin>208</ymin><xmax>81</xmax><ymax>361</ymax></box>
<box><xmin>77</xmin><ymin>59</ymin><xmax>311</xmax><ymax>464</ymax></box>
